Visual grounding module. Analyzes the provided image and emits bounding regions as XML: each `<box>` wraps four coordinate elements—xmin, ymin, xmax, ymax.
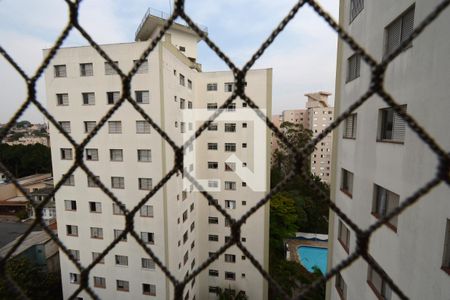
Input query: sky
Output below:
<box><xmin>0</xmin><ymin>0</ymin><xmax>339</xmax><ymax>123</ymax></box>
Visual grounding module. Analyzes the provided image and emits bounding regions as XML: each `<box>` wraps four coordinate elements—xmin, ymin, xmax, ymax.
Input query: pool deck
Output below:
<box><xmin>286</xmin><ymin>238</ymin><xmax>328</xmax><ymax>263</ymax></box>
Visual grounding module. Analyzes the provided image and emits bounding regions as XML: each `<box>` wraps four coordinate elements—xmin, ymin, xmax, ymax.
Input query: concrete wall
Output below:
<box><xmin>328</xmin><ymin>1</ymin><xmax>450</xmax><ymax>299</ymax></box>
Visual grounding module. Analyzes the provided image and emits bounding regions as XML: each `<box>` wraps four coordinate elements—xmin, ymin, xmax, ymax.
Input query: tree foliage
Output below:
<box><xmin>269</xmin><ymin>121</ymin><xmax>328</xmax><ymax>299</ymax></box>
<box><xmin>0</xmin><ymin>144</ymin><xmax>52</xmax><ymax>178</ymax></box>
<box><xmin>216</xmin><ymin>287</ymin><xmax>248</xmax><ymax>300</ymax></box>
<box><xmin>0</xmin><ymin>257</ymin><xmax>62</xmax><ymax>300</ymax></box>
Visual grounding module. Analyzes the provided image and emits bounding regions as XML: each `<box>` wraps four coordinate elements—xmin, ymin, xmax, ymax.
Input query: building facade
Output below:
<box><xmin>271</xmin><ymin>92</ymin><xmax>334</xmax><ymax>184</ymax></box>
<box><xmin>327</xmin><ymin>1</ymin><xmax>450</xmax><ymax>299</ymax></box>
<box><xmin>45</xmin><ymin>11</ymin><xmax>270</xmax><ymax>300</ymax></box>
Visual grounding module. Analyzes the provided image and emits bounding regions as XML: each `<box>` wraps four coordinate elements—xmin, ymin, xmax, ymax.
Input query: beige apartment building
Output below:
<box><xmin>45</xmin><ymin>9</ymin><xmax>271</xmax><ymax>300</ymax></box>
<box><xmin>327</xmin><ymin>1</ymin><xmax>450</xmax><ymax>300</ymax></box>
<box><xmin>272</xmin><ymin>92</ymin><xmax>334</xmax><ymax>183</ymax></box>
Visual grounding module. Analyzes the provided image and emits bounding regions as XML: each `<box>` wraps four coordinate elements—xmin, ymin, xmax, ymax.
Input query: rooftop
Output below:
<box><xmin>0</xmin><ymin>231</ymin><xmax>54</xmax><ymax>259</ymax></box>
<box><xmin>135</xmin><ymin>7</ymin><xmax>208</xmax><ymax>41</ymax></box>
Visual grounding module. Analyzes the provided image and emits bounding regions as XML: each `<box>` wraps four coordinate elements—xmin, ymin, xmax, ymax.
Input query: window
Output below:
<box><xmin>180</xmin><ymin>122</ymin><xmax>185</xmax><ymax>133</ymax></box>
<box><xmin>86</xmin><ymin>148</ymin><xmax>98</xmax><ymax>161</ymax></box>
<box><xmin>140</xmin><ymin>205</ymin><xmax>154</xmax><ymax>217</ymax></box>
<box><xmin>90</xmin><ymin>227</ymin><xmax>103</xmax><ymax>239</ymax></box>
<box><xmin>115</xmin><ymin>255</ymin><xmax>128</xmax><ymax>266</ymax></box>
<box><xmin>372</xmin><ymin>184</ymin><xmax>400</xmax><ymax>229</ymax></box>
<box><xmin>113</xmin><ymin>203</ymin><xmax>125</xmax><ymax>215</ymax></box>
<box><xmin>208</xmin><ymin>234</ymin><xmax>218</xmax><ymax>242</ymax></box>
<box><xmin>225</xmin><ymin>200</ymin><xmax>236</xmax><ymax>209</ymax></box>
<box><xmin>227</xmin><ymin>103</ymin><xmax>236</xmax><ymax>111</ymax></box>
<box><xmin>114</xmin><ymin>229</ymin><xmax>126</xmax><ymax>241</ymax></box>
<box><xmin>385</xmin><ymin>5</ymin><xmax>415</xmax><ymax>56</ymax></box>
<box><xmin>179</xmin><ymin>46</ymin><xmax>186</xmax><ymax>52</ymax></box>
<box><xmin>111</xmin><ymin>177</ymin><xmax>125</xmax><ymax>189</ymax></box>
<box><xmin>137</xmin><ymin>149</ymin><xmax>151</xmax><ymax>162</ymax></box>
<box><xmin>224</xmin><ymin>82</ymin><xmax>234</xmax><ymax>92</ymax></box>
<box><xmin>62</xmin><ymin>175</ymin><xmax>75</xmax><ymax>186</ymax></box>
<box><xmin>338</xmin><ymin>219</ymin><xmax>350</xmax><ymax>253</ymax></box>
<box><xmin>116</xmin><ymin>280</ymin><xmax>129</xmax><ymax>292</ymax></box>
<box><xmin>56</xmin><ymin>93</ymin><xmax>69</xmax><ymax>106</ymax></box>
<box><xmin>66</xmin><ymin>225</ymin><xmax>78</xmax><ymax>236</ymax></box>
<box><xmin>225</xmin><ymin>143</ymin><xmax>236</xmax><ymax>152</ymax></box>
<box><xmin>136</xmin><ymin>120</ymin><xmax>151</xmax><ymax>134</ymax></box>
<box><xmin>107</xmin><ymin>91</ymin><xmax>120</xmax><ymax>104</ymax></box>
<box><xmin>343</xmin><ymin>113</ymin><xmax>357</xmax><ymax>139</ymax></box>
<box><xmin>335</xmin><ymin>273</ymin><xmax>347</xmax><ymax>300</ymax></box>
<box><xmin>378</xmin><ymin>106</ymin><xmax>406</xmax><ymax>143</ymax></box>
<box><xmin>187</xmin><ymin>79</ymin><xmax>192</xmax><ymax>89</ymax></box>
<box><xmin>208</xmin><ymin>162</ymin><xmax>218</xmax><ymax>169</ymax></box>
<box><xmin>207</xmin><ymin>103</ymin><xmax>218</xmax><ymax>110</ymax></box>
<box><xmin>341</xmin><ymin>169</ymin><xmax>353</xmax><ymax>197</ymax></box>
<box><xmin>367</xmin><ymin>265</ymin><xmax>392</xmax><ymax>300</ymax></box>
<box><xmin>224</xmin><ymin>162</ymin><xmax>236</xmax><ymax>171</ymax></box>
<box><xmin>207</xmin><ymin>83</ymin><xmax>217</xmax><ymax>91</ymax></box>
<box><xmin>208</xmin><ymin>217</ymin><xmax>218</xmax><ymax>224</ymax></box>
<box><xmin>135</xmin><ymin>90</ymin><xmax>150</xmax><ymax>104</ymax></box>
<box><xmin>208</xmin><ymin>143</ymin><xmax>218</xmax><ymax>150</ymax></box>
<box><xmin>224</xmin><ymin>123</ymin><xmax>236</xmax><ymax>132</ymax></box>
<box><xmin>80</xmin><ymin>63</ymin><xmax>93</xmax><ymax>76</ymax></box>
<box><xmin>60</xmin><ymin>148</ymin><xmax>73</xmax><ymax>160</ymax></box>
<box><xmin>81</xmin><ymin>93</ymin><xmax>95</xmax><ymax>105</ymax></box>
<box><xmin>225</xmin><ymin>272</ymin><xmax>236</xmax><ymax>280</ymax></box>
<box><xmin>141</xmin><ymin>232</ymin><xmax>154</xmax><ymax>244</ymax></box>
<box><xmin>87</xmin><ymin>176</ymin><xmax>99</xmax><ymax>188</ymax></box>
<box><xmin>64</xmin><ymin>200</ymin><xmax>77</xmax><ymax>211</ymax></box>
<box><xmin>346</xmin><ymin>53</ymin><xmax>360</xmax><ymax>82</ymax></box>
<box><xmin>139</xmin><ymin>178</ymin><xmax>153</xmax><ymax>190</ymax></box>
<box><xmin>142</xmin><ymin>258</ymin><xmax>155</xmax><ymax>269</ymax></box>
<box><xmin>133</xmin><ymin>59</ymin><xmax>148</xmax><ymax>74</ymax></box>
<box><xmin>441</xmin><ymin>219</ymin><xmax>450</xmax><ymax>273</ymax></box>
<box><xmin>179</xmin><ymin>74</ymin><xmax>185</xmax><ymax>86</ymax></box>
<box><xmin>94</xmin><ymin>276</ymin><xmax>106</xmax><ymax>288</ymax></box>
<box><xmin>208</xmin><ymin>123</ymin><xmax>218</xmax><ymax>131</ymax></box>
<box><xmin>209</xmin><ymin>286</ymin><xmax>219</xmax><ymax>294</ymax></box>
<box><xmin>89</xmin><ymin>201</ymin><xmax>102</xmax><ymax>213</ymax></box>
<box><xmin>103</xmin><ymin>61</ymin><xmax>118</xmax><ymax>75</ymax></box>
<box><xmin>54</xmin><ymin>65</ymin><xmax>66</xmax><ymax>77</ymax></box>
<box><xmin>59</xmin><ymin>121</ymin><xmax>71</xmax><ymax>133</ymax></box>
<box><xmin>209</xmin><ymin>269</ymin><xmax>219</xmax><ymax>277</ymax></box>
<box><xmin>208</xmin><ymin>180</ymin><xmax>218</xmax><ymax>188</ymax></box>
<box><xmin>92</xmin><ymin>252</ymin><xmax>105</xmax><ymax>264</ymax></box>
<box><xmin>188</xmin><ymin>101</ymin><xmax>192</xmax><ymax>109</ymax></box>
<box><xmin>84</xmin><ymin>121</ymin><xmax>96</xmax><ymax>133</ymax></box>
<box><xmin>224</xmin><ymin>182</ymin><xmax>236</xmax><ymax>191</ymax></box>
<box><xmin>242</xmin><ymin>143</ymin><xmax>247</xmax><ymax>148</ymax></box>
<box><xmin>349</xmin><ymin>0</ymin><xmax>364</xmax><ymax>23</ymax></box>
<box><xmin>225</xmin><ymin>254</ymin><xmax>236</xmax><ymax>263</ymax></box>
<box><xmin>108</xmin><ymin>121</ymin><xmax>122</xmax><ymax>134</ymax></box>
<box><xmin>110</xmin><ymin>149</ymin><xmax>123</xmax><ymax>161</ymax></box>
<box><xmin>242</xmin><ymin>123</ymin><xmax>247</xmax><ymax>128</ymax></box>
<box><xmin>142</xmin><ymin>283</ymin><xmax>156</xmax><ymax>296</ymax></box>
<box><xmin>190</xmin><ymin>221</ymin><xmax>195</xmax><ymax>232</ymax></box>
<box><xmin>70</xmin><ymin>273</ymin><xmax>80</xmax><ymax>284</ymax></box>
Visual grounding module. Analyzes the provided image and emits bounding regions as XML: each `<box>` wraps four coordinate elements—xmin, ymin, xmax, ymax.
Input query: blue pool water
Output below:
<box><xmin>297</xmin><ymin>246</ymin><xmax>328</xmax><ymax>274</ymax></box>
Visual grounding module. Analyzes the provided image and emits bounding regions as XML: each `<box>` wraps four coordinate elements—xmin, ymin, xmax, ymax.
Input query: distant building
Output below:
<box><xmin>272</xmin><ymin>92</ymin><xmax>334</xmax><ymax>183</ymax></box>
<box><xmin>28</xmin><ymin>187</ymin><xmax>56</xmax><ymax>225</ymax></box>
<box><xmin>0</xmin><ymin>173</ymin><xmax>52</xmax><ymax>215</ymax></box>
<box><xmin>0</xmin><ymin>230</ymin><xmax>59</xmax><ymax>273</ymax></box>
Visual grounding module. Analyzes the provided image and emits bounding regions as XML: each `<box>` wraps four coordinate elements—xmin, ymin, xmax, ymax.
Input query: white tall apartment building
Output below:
<box><xmin>45</xmin><ymin>10</ymin><xmax>271</xmax><ymax>300</ymax></box>
<box><xmin>271</xmin><ymin>92</ymin><xmax>334</xmax><ymax>183</ymax></box>
<box><xmin>327</xmin><ymin>1</ymin><xmax>450</xmax><ymax>300</ymax></box>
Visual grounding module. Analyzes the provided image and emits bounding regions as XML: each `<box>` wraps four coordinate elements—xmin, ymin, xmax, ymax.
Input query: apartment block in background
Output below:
<box><xmin>45</xmin><ymin>9</ymin><xmax>271</xmax><ymax>300</ymax></box>
<box><xmin>271</xmin><ymin>91</ymin><xmax>334</xmax><ymax>184</ymax></box>
<box><xmin>327</xmin><ymin>1</ymin><xmax>450</xmax><ymax>299</ymax></box>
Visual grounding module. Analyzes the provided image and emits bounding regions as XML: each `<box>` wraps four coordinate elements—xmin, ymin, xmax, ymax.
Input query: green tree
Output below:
<box><xmin>216</xmin><ymin>287</ymin><xmax>248</xmax><ymax>300</ymax></box>
<box><xmin>0</xmin><ymin>144</ymin><xmax>52</xmax><ymax>178</ymax></box>
<box><xmin>0</xmin><ymin>257</ymin><xmax>62</xmax><ymax>300</ymax></box>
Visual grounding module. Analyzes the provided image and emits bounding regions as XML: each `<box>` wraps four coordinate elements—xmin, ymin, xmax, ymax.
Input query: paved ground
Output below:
<box><xmin>0</xmin><ymin>218</ymin><xmax>40</xmax><ymax>249</ymax></box>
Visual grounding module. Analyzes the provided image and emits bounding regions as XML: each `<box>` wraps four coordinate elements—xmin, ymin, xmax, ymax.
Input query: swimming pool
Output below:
<box><xmin>297</xmin><ymin>246</ymin><xmax>328</xmax><ymax>274</ymax></box>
